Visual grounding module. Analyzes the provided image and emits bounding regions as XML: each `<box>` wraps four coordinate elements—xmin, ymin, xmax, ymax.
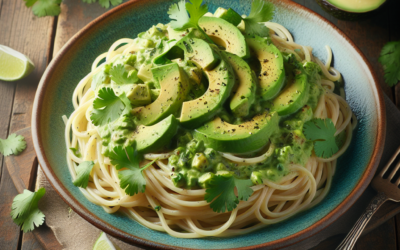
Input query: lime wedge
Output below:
<box><xmin>0</xmin><ymin>45</ymin><xmax>35</xmax><ymax>82</ymax></box>
<box><xmin>93</xmin><ymin>232</ymin><xmax>121</xmax><ymax>250</ymax></box>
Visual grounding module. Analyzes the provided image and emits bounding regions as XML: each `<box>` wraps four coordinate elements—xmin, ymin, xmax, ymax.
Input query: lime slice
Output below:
<box><xmin>93</xmin><ymin>232</ymin><xmax>121</xmax><ymax>250</ymax></box>
<box><xmin>0</xmin><ymin>45</ymin><xmax>35</xmax><ymax>82</ymax></box>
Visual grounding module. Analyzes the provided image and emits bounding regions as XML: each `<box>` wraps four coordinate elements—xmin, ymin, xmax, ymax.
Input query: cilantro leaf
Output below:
<box><xmin>109</xmin><ymin>146</ymin><xmax>157</xmax><ymax>196</ymax></box>
<box><xmin>109</xmin><ymin>64</ymin><xmax>139</xmax><ymax>85</ymax></box>
<box><xmin>0</xmin><ymin>134</ymin><xmax>27</xmax><ymax>156</ymax></box>
<box><xmin>168</xmin><ymin>0</ymin><xmax>191</xmax><ymax>30</ymax></box>
<box><xmin>24</xmin><ymin>0</ymin><xmax>38</xmax><ymax>7</ymax></box>
<box><xmin>98</xmin><ymin>0</ymin><xmax>123</xmax><ymax>8</ymax></box>
<box><xmin>10</xmin><ymin>188</ymin><xmax>46</xmax><ymax>233</ymax></box>
<box><xmin>379</xmin><ymin>41</ymin><xmax>400</xmax><ymax>87</ymax></box>
<box><xmin>154</xmin><ymin>205</ymin><xmax>161</xmax><ymax>211</ymax></box>
<box><xmin>90</xmin><ymin>87</ymin><xmax>130</xmax><ymax>126</ymax></box>
<box><xmin>91</xmin><ymin>70</ymin><xmax>109</xmax><ymax>91</ymax></box>
<box><xmin>185</xmin><ymin>0</ymin><xmax>208</xmax><ymax>27</ymax></box>
<box><xmin>205</xmin><ymin>175</ymin><xmax>253</xmax><ymax>213</ymax></box>
<box><xmin>31</xmin><ymin>0</ymin><xmax>61</xmax><ymax>17</ymax></box>
<box><xmin>168</xmin><ymin>0</ymin><xmax>213</xmax><ymax>43</ymax></box>
<box><xmin>303</xmin><ymin>118</ymin><xmax>338</xmax><ymax>158</ymax></box>
<box><xmin>73</xmin><ymin>161</ymin><xmax>95</xmax><ymax>188</ymax></box>
<box><xmin>243</xmin><ymin>0</ymin><xmax>275</xmax><ymax>37</ymax></box>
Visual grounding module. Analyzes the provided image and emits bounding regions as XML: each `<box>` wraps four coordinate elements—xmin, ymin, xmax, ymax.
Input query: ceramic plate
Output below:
<box><xmin>32</xmin><ymin>0</ymin><xmax>386</xmax><ymax>249</ymax></box>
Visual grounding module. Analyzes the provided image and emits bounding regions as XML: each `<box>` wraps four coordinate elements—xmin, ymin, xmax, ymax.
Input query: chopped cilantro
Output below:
<box><xmin>205</xmin><ymin>175</ymin><xmax>253</xmax><ymax>213</ymax></box>
<box><xmin>303</xmin><ymin>118</ymin><xmax>338</xmax><ymax>158</ymax></box>
<box><xmin>243</xmin><ymin>0</ymin><xmax>275</xmax><ymax>37</ymax></box>
<box><xmin>90</xmin><ymin>87</ymin><xmax>131</xmax><ymax>126</ymax></box>
<box><xmin>0</xmin><ymin>134</ymin><xmax>27</xmax><ymax>156</ymax></box>
<box><xmin>73</xmin><ymin>161</ymin><xmax>95</xmax><ymax>188</ymax></box>
<box><xmin>109</xmin><ymin>64</ymin><xmax>139</xmax><ymax>85</ymax></box>
<box><xmin>109</xmin><ymin>145</ymin><xmax>157</xmax><ymax>196</ymax></box>
<box><xmin>69</xmin><ymin>146</ymin><xmax>82</xmax><ymax>158</ymax></box>
<box><xmin>10</xmin><ymin>188</ymin><xmax>46</xmax><ymax>233</ymax></box>
<box><xmin>378</xmin><ymin>41</ymin><xmax>400</xmax><ymax>87</ymax></box>
<box><xmin>154</xmin><ymin>205</ymin><xmax>161</xmax><ymax>211</ymax></box>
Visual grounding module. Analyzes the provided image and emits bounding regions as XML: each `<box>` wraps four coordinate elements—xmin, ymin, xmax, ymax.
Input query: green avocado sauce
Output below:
<box><xmin>92</xmin><ymin>21</ymin><xmax>327</xmax><ymax>190</ymax></box>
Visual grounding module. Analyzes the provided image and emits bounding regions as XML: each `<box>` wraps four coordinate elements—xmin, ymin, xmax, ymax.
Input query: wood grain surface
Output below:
<box><xmin>0</xmin><ymin>0</ymin><xmax>400</xmax><ymax>249</ymax></box>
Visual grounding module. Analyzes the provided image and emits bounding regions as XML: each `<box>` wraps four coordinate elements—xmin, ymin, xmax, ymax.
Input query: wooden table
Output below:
<box><xmin>0</xmin><ymin>0</ymin><xmax>399</xmax><ymax>249</ymax></box>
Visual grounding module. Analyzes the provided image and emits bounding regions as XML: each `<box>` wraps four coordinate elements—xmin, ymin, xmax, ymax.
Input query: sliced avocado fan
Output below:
<box><xmin>193</xmin><ymin>111</ymin><xmax>279</xmax><ymax>153</ymax></box>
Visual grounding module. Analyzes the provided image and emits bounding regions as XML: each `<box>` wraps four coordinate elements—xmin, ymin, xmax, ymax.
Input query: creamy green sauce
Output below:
<box><xmin>95</xmin><ymin>23</ymin><xmax>326</xmax><ymax>189</ymax></box>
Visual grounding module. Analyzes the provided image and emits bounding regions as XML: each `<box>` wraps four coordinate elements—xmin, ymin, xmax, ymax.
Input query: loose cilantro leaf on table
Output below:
<box><xmin>205</xmin><ymin>175</ymin><xmax>253</xmax><ymax>213</ymax></box>
<box><xmin>168</xmin><ymin>0</ymin><xmax>213</xmax><ymax>43</ymax></box>
<box><xmin>303</xmin><ymin>118</ymin><xmax>338</xmax><ymax>158</ymax></box>
<box><xmin>243</xmin><ymin>0</ymin><xmax>275</xmax><ymax>37</ymax></box>
<box><xmin>23</xmin><ymin>0</ymin><xmax>62</xmax><ymax>17</ymax></box>
<box><xmin>0</xmin><ymin>134</ymin><xmax>27</xmax><ymax>156</ymax></box>
<box><xmin>10</xmin><ymin>188</ymin><xmax>46</xmax><ymax>233</ymax></box>
<box><xmin>109</xmin><ymin>64</ymin><xmax>139</xmax><ymax>85</ymax></box>
<box><xmin>109</xmin><ymin>145</ymin><xmax>157</xmax><ymax>196</ymax></box>
<box><xmin>90</xmin><ymin>87</ymin><xmax>131</xmax><ymax>126</ymax></box>
<box><xmin>73</xmin><ymin>161</ymin><xmax>95</xmax><ymax>188</ymax></box>
<box><xmin>379</xmin><ymin>41</ymin><xmax>400</xmax><ymax>87</ymax></box>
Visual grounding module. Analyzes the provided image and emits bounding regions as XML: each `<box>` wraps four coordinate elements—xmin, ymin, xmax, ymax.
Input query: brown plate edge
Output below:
<box><xmin>31</xmin><ymin>0</ymin><xmax>386</xmax><ymax>249</ymax></box>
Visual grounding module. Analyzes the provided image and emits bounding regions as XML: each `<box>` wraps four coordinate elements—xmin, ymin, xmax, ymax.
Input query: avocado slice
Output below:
<box><xmin>180</xmin><ymin>59</ymin><xmax>235</xmax><ymax>128</ymax></box>
<box><xmin>175</xmin><ymin>36</ymin><xmax>220</xmax><ymax>70</ymax></box>
<box><xmin>134</xmin><ymin>115</ymin><xmax>179</xmax><ymax>153</ymax></box>
<box><xmin>268</xmin><ymin>74</ymin><xmax>309</xmax><ymax>116</ymax></box>
<box><xmin>198</xmin><ymin>16</ymin><xmax>249</xmax><ymax>59</ymax></box>
<box><xmin>114</xmin><ymin>83</ymin><xmax>152</xmax><ymax>106</ymax></box>
<box><xmin>214</xmin><ymin>7</ymin><xmax>242</xmax><ymax>26</ymax></box>
<box><xmin>131</xmin><ymin>63</ymin><xmax>189</xmax><ymax>125</ymax></box>
<box><xmin>316</xmin><ymin>0</ymin><xmax>385</xmax><ymax>20</ymax></box>
<box><xmin>246</xmin><ymin>36</ymin><xmax>285</xmax><ymax>100</ymax></box>
<box><xmin>193</xmin><ymin>111</ymin><xmax>279</xmax><ymax>153</ymax></box>
<box><xmin>223</xmin><ymin>51</ymin><xmax>256</xmax><ymax>117</ymax></box>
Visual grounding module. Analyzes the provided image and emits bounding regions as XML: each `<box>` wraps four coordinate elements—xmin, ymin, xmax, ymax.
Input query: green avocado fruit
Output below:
<box><xmin>131</xmin><ymin>63</ymin><xmax>189</xmax><ymax>125</ymax></box>
<box><xmin>193</xmin><ymin>111</ymin><xmax>279</xmax><ymax>153</ymax></box>
<box><xmin>246</xmin><ymin>36</ymin><xmax>285</xmax><ymax>101</ymax></box>
<box><xmin>180</xmin><ymin>58</ymin><xmax>235</xmax><ymax>128</ymax></box>
<box><xmin>199</xmin><ymin>16</ymin><xmax>249</xmax><ymax>59</ymax></box>
<box><xmin>223</xmin><ymin>51</ymin><xmax>256</xmax><ymax>117</ymax></box>
<box><xmin>134</xmin><ymin>115</ymin><xmax>179</xmax><ymax>153</ymax></box>
<box><xmin>316</xmin><ymin>0</ymin><xmax>385</xmax><ymax>21</ymax></box>
<box><xmin>268</xmin><ymin>73</ymin><xmax>309</xmax><ymax>116</ymax></box>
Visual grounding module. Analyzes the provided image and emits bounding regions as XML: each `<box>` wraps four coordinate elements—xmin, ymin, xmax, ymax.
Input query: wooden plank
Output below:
<box><xmin>21</xmin><ymin>233</ymin><xmax>45</xmax><ymax>250</ymax></box>
<box><xmin>335</xmin><ymin>8</ymin><xmax>392</xmax><ymax>100</ymax></box>
<box><xmin>5</xmin><ymin>127</ymin><xmax>38</xmax><ymax>193</ymax></box>
<box><xmin>0</xmin><ymin>164</ymin><xmax>22</xmax><ymax>250</ymax></box>
<box><xmin>355</xmin><ymin>218</ymin><xmax>397</xmax><ymax>250</ymax></box>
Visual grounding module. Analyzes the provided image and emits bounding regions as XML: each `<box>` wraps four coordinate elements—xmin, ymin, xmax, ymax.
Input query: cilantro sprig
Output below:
<box><xmin>168</xmin><ymin>0</ymin><xmax>214</xmax><ymax>44</ymax></box>
<box><xmin>73</xmin><ymin>161</ymin><xmax>95</xmax><ymax>188</ymax></box>
<box><xmin>205</xmin><ymin>175</ymin><xmax>253</xmax><ymax>213</ymax></box>
<box><xmin>243</xmin><ymin>0</ymin><xmax>275</xmax><ymax>37</ymax></box>
<box><xmin>10</xmin><ymin>188</ymin><xmax>46</xmax><ymax>233</ymax></box>
<box><xmin>90</xmin><ymin>87</ymin><xmax>132</xmax><ymax>126</ymax></box>
<box><xmin>379</xmin><ymin>41</ymin><xmax>400</xmax><ymax>87</ymax></box>
<box><xmin>0</xmin><ymin>134</ymin><xmax>27</xmax><ymax>157</ymax></box>
<box><xmin>109</xmin><ymin>145</ymin><xmax>157</xmax><ymax>196</ymax></box>
<box><xmin>303</xmin><ymin>118</ymin><xmax>339</xmax><ymax>158</ymax></box>
<box><xmin>109</xmin><ymin>64</ymin><xmax>139</xmax><ymax>85</ymax></box>
<box><xmin>23</xmin><ymin>0</ymin><xmax>123</xmax><ymax>17</ymax></box>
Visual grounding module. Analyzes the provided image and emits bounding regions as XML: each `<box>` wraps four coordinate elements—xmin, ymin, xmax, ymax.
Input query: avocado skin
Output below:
<box><xmin>135</xmin><ymin>115</ymin><xmax>179</xmax><ymax>153</ymax></box>
<box><xmin>315</xmin><ymin>0</ymin><xmax>385</xmax><ymax>21</ymax></box>
<box><xmin>193</xmin><ymin>112</ymin><xmax>279</xmax><ymax>153</ymax></box>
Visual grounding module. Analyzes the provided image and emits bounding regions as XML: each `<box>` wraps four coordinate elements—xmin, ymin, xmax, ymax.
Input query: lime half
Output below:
<box><xmin>0</xmin><ymin>45</ymin><xmax>35</xmax><ymax>82</ymax></box>
<box><xmin>93</xmin><ymin>232</ymin><xmax>121</xmax><ymax>250</ymax></box>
